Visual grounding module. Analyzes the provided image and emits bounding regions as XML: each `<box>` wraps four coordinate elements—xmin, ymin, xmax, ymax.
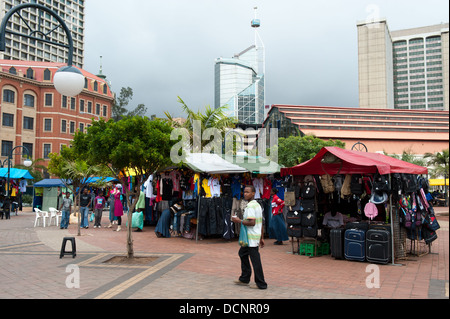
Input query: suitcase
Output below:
<box><xmin>369</xmin><ymin>223</ymin><xmax>391</xmax><ymax>233</ymax></box>
<box><xmin>344</xmin><ymin>229</ymin><xmax>366</xmax><ymax>262</ymax></box>
<box><xmin>287</xmin><ymin>225</ymin><xmax>302</xmax><ymax>238</ymax></box>
<box><xmin>330</xmin><ymin>228</ymin><xmax>345</xmax><ymax>259</ymax></box>
<box><xmin>366</xmin><ymin>229</ymin><xmax>391</xmax><ymax>264</ymax></box>
<box><xmin>345</xmin><ymin>222</ymin><xmax>369</xmax><ymax>231</ymax></box>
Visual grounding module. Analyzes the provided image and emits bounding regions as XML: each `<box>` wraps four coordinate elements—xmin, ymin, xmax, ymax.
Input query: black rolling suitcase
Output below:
<box><xmin>366</xmin><ymin>229</ymin><xmax>391</xmax><ymax>264</ymax></box>
<box><xmin>330</xmin><ymin>228</ymin><xmax>345</xmax><ymax>259</ymax></box>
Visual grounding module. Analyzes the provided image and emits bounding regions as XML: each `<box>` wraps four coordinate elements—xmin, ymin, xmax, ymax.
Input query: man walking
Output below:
<box><xmin>232</xmin><ymin>185</ymin><xmax>268</xmax><ymax>290</ymax></box>
<box><xmin>59</xmin><ymin>192</ymin><xmax>72</xmax><ymax>229</ymax></box>
<box><xmin>79</xmin><ymin>188</ymin><xmax>92</xmax><ymax>229</ymax></box>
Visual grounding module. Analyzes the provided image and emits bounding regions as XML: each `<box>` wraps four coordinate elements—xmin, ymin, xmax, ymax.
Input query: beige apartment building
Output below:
<box><xmin>0</xmin><ymin>0</ymin><xmax>85</xmax><ymax>68</ymax></box>
<box><xmin>357</xmin><ymin>19</ymin><xmax>449</xmax><ymax>111</ymax></box>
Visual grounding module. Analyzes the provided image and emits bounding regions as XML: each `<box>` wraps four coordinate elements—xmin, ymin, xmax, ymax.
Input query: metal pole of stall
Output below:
<box><xmin>196</xmin><ymin>196</ymin><xmax>201</xmax><ymax>244</ymax></box>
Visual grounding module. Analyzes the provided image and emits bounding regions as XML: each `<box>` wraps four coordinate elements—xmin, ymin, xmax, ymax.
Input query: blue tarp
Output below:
<box><xmin>33</xmin><ymin>177</ymin><xmax>117</xmax><ymax>188</ymax></box>
<box><xmin>33</xmin><ymin>179</ymin><xmax>68</xmax><ymax>188</ymax></box>
<box><xmin>0</xmin><ymin>168</ymin><xmax>34</xmax><ymax>179</ymax></box>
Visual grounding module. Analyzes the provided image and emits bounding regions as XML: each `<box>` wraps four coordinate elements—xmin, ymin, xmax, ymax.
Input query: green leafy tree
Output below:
<box><xmin>384</xmin><ymin>148</ymin><xmax>426</xmax><ymax>167</ymax></box>
<box><xmin>112</xmin><ymin>87</ymin><xmax>148</xmax><ymax>122</ymax></box>
<box><xmin>424</xmin><ymin>149</ymin><xmax>449</xmax><ymax>206</ymax></box>
<box><xmin>276</xmin><ymin>135</ymin><xmax>346</xmax><ymax>168</ymax></box>
<box><xmin>74</xmin><ymin>116</ymin><xmax>175</xmax><ymax>258</ymax></box>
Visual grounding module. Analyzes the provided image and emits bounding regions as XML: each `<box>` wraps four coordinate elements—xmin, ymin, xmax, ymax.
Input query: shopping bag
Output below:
<box><xmin>126</xmin><ymin>212</ymin><xmax>144</xmax><ymax>230</ymax></box>
<box><xmin>239</xmin><ymin>222</ymin><xmax>249</xmax><ymax>247</ymax></box>
<box><xmin>89</xmin><ymin>212</ymin><xmax>94</xmax><ymax>222</ymax></box>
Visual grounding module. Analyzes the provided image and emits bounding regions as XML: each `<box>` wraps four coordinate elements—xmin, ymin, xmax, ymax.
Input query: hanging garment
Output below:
<box><xmin>231</xmin><ymin>175</ymin><xmax>242</xmax><ymax>199</ymax></box>
<box><xmin>201</xmin><ymin>178</ymin><xmax>212</xmax><ymax>198</ymax></box>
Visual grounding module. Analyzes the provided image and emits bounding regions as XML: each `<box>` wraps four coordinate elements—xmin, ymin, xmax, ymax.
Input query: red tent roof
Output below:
<box><xmin>280</xmin><ymin>147</ymin><xmax>428</xmax><ymax>176</ymax></box>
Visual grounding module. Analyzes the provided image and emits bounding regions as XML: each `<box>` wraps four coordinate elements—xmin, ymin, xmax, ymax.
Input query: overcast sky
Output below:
<box><xmin>83</xmin><ymin>0</ymin><xmax>449</xmax><ymax>118</ymax></box>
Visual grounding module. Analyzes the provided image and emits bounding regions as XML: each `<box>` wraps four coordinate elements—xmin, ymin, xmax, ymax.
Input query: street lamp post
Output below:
<box><xmin>0</xmin><ymin>3</ymin><xmax>85</xmax><ymax>97</ymax></box>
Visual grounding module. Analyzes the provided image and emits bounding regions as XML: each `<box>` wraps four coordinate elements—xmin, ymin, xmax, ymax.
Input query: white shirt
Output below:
<box><xmin>252</xmin><ymin>178</ymin><xmax>263</xmax><ymax>199</ymax></box>
<box><xmin>244</xmin><ymin>200</ymin><xmax>263</xmax><ymax>247</ymax></box>
<box><xmin>143</xmin><ymin>175</ymin><xmax>153</xmax><ymax>198</ymax></box>
<box><xmin>208</xmin><ymin>177</ymin><xmax>221</xmax><ymax>197</ymax></box>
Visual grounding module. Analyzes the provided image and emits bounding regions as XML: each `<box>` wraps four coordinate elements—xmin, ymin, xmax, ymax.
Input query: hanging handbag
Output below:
<box><xmin>284</xmin><ymin>191</ymin><xmax>296</xmax><ymax>207</ymax></box>
<box><xmin>239</xmin><ymin>222</ymin><xmax>249</xmax><ymax>247</ymax></box>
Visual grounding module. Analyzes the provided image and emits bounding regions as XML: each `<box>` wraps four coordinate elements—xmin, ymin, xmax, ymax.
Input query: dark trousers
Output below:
<box><xmin>238</xmin><ymin>246</ymin><xmax>267</xmax><ymax>289</ymax></box>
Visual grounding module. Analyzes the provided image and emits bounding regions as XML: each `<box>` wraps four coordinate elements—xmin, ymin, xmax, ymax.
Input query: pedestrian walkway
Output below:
<box><xmin>0</xmin><ymin>207</ymin><xmax>448</xmax><ymax>301</ymax></box>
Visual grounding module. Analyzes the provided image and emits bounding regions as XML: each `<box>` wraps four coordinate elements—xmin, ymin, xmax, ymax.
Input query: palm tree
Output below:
<box><xmin>14</xmin><ymin>158</ymin><xmax>47</xmax><ymax>183</ymax></box>
<box><xmin>60</xmin><ymin>160</ymin><xmax>103</xmax><ymax>236</ymax></box>
<box><xmin>165</xmin><ymin>96</ymin><xmax>238</xmax><ymax>153</ymax></box>
<box><xmin>424</xmin><ymin>149</ymin><xmax>449</xmax><ymax>206</ymax></box>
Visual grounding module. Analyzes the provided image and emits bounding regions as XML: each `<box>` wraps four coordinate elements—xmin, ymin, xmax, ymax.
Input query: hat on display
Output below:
<box><xmin>370</xmin><ymin>191</ymin><xmax>388</xmax><ymax>205</ymax></box>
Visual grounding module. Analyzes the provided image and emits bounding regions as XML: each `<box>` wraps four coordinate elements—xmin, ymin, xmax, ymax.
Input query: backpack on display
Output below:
<box><xmin>340</xmin><ymin>174</ymin><xmax>352</xmax><ymax>199</ymax></box>
<box><xmin>391</xmin><ymin>173</ymin><xmax>403</xmax><ymax>195</ymax></box>
<box><xmin>401</xmin><ymin>174</ymin><xmax>418</xmax><ymax>193</ymax></box>
<box><xmin>350</xmin><ymin>174</ymin><xmax>364</xmax><ymax>195</ymax></box>
<box><xmin>301</xmin><ymin>182</ymin><xmax>316</xmax><ymax>199</ymax></box>
<box><xmin>320</xmin><ymin>174</ymin><xmax>335</xmax><ymax>194</ymax></box>
<box><xmin>300</xmin><ymin>199</ymin><xmax>315</xmax><ymax>213</ymax></box>
<box><xmin>373</xmin><ymin>173</ymin><xmax>391</xmax><ymax>193</ymax></box>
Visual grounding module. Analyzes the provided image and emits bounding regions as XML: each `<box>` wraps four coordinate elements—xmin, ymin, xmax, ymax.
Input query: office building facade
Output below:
<box><xmin>0</xmin><ymin>0</ymin><xmax>85</xmax><ymax>68</ymax></box>
<box><xmin>215</xmin><ymin>45</ymin><xmax>265</xmax><ymax>125</ymax></box>
<box><xmin>357</xmin><ymin>20</ymin><xmax>449</xmax><ymax>111</ymax></box>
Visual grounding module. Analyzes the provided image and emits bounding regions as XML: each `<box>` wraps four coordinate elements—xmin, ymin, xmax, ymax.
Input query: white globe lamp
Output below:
<box><xmin>53</xmin><ymin>65</ymin><xmax>85</xmax><ymax>97</ymax></box>
<box><xmin>23</xmin><ymin>158</ymin><xmax>33</xmax><ymax>167</ymax></box>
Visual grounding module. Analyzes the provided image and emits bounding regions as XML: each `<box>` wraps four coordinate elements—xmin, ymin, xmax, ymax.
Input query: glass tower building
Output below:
<box><xmin>215</xmin><ymin>45</ymin><xmax>265</xmax><ymax>124</ymax></box>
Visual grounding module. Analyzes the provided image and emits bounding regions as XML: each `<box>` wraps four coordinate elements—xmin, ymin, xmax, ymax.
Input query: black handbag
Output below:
<box><xmin>300</xmin><ymin>199</ymin><xmax>315</xmax><ymax>213</ymax></box>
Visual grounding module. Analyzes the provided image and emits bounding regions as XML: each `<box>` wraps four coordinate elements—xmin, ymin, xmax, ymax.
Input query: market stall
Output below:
<box><xmin>147</xmin><ymin>153</ymin><xmax>284</xmax><ymax>243</ymax></box>
<box><xmin>281</xmin><ymin>147</ymin><xmax>435</xmax><ymax>265</ymax></box>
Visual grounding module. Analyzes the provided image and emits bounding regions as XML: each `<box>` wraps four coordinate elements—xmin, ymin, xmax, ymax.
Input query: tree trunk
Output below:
<box><xmin>77</xmin><ymin>193</ymin><xmax>81</xmax><ymax>236</ymax></box>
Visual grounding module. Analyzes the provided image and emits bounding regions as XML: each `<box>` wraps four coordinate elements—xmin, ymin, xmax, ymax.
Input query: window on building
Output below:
<box><xmin>71</xmin><ymin>97</ymin><xmax>76</xmax><ymax>110</ymax></box>
<box><xmin>44</xmin><ymin>119</ymin><xmax>52</xmax><ymax>132</ymax></box>
<box><xmin>93</xmin><ymin>81</ymin><xmax>98</xmax><ymax>92</ymax></box>
<box><xmin>79</xmin><ymin>123</ymin><xmax>84</xmax><ymax>132</ymax></box>
<box><xmin>62</xmin><ymin>95</ymin><xmax>67</xmax><ymax>108</ymax></box>
<box><xmin>103</xmin><ymin>83</ymin><xmax>108</xmax><ymax>94</ymax></box>
<box><xmin>26</xmin><ymin>68</ymin><xmax>34</xmax><ymax>79</ymax></box>
<box><xmin>80</xmin><ymin>100</ymin><xmax>85</xmax><ymax>112</ymax></box>
<box><xmin>24</xmin><ymin>94</ymin><xmax>35</xmax><ymax>107</ymax></box>
<box><xmin>1</xmin><ymin>141</ymin><xmax>13</xmax><ymax>157</ymax></box>
<box><xmin>22</xmin><ymin>143</ymin><xmax>33</xmax><ymax>158</ymax></box>
<box><xmin>3</xmin><ymin>89</ymin><xmax>15</xmax><ymax>103</ymax></box>
<box><xmin>96</xmin><ymin>103</ymin><xmax>100</xmax><ymax>115</ymax></box>
<box><xmin>43</xmin><ymin>144</ymin><xmax>51</xmax><ymax>159</ymax></box>
<box><xmin>23</xmin><ymin>117</ymin><xmax>34</xmax><ymax>130</ymax></box>
<box><xmin>44</xmin><ymin>68</ymin><xmax>51</xmax><ymax>81</ymax></box>
<box><xmin>9</xmin><ymin>67</ymin><xmax>16</xmax><ymax>75</ymax></box>
<box><xmin>87</xmin><ymin>101</ymin><xmax>92</xmax><ymax>113</ymax></box>
<box><xmin>103</xmin><ymin>105</ymin><xmax>108</xmax><ymax>117</ymax></box>
<box><xmin>70</xmin><ymin>121</ymin><xmax>75</xmax><ymax>134</ymax></box>
<box><xmin>2</xmin><ymin>113</ymin><xmax>14</xmax><ymax>127</ymax></box>
<box><xmin>45</xmin><ymin>93</ymin><xmax>53</xmax><ymax>106</ymax></box>
<box><xmin>61</xmin><ymin>120</ymin><xmax>67</xmax><ymax>133</ymax></box>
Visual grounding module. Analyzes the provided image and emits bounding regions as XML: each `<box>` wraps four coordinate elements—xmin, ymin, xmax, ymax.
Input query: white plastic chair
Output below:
<box><xmin>48</xmin><ymin>207</ymin><xmax>62</xmax><ymax>227</ymax></box>
<box><xmin>34</xmin><ymin>208</ymin><xmax>49</xmax><ymax>227</ymax></box>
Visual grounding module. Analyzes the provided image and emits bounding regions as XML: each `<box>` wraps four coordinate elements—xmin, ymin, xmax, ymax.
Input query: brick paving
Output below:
<box><xmin>0</xmin><ymin>207</ymin><xmax>448</xmax><ymax>301</ymax></box>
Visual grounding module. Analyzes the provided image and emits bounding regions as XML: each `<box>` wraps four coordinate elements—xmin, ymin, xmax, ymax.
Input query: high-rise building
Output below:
<box><xmin>214</xmin><ymin>7</ymin><xmax>265</xmax><ymax>124</ymax></box>
<box><xmin>357</xmin><ymin>19</ymin><xmax>449</xmax><ymax>111</ymax></box>
<box><xmin>0</xmin><ymin>0</ymin><xmax>85</xmax><ymax>68</ymax></box>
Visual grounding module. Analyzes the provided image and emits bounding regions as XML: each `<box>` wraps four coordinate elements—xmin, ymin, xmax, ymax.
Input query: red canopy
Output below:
<box><xmin>281</xmin><ymin>147</ymin><xmax>428</xmax><ymax>176</ymax></box>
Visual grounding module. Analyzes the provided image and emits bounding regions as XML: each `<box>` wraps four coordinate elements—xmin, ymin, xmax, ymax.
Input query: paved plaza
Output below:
<box><xmin>0</xmin><ymin>207</ymin><xmax>448</xmax><ymax>303</ymax></box>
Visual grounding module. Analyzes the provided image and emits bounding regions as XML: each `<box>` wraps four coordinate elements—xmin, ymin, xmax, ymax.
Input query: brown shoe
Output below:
<box><xmin>234</xmin><ymin>280</ymin><xmax>249</xmax><ymax>286</ymax></box>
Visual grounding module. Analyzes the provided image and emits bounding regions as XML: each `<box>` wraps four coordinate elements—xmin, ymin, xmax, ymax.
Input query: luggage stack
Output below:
<box><xmin>330</xmin><ymin>222</ymin><xmax>392</xmax><ymax>264</ymax></box>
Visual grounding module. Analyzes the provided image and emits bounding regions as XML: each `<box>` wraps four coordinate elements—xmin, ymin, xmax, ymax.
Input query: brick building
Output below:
<box><xmin>0</xmin><ymin>60</ymin><xmax>114</xmax><ymax>168</ymax></box>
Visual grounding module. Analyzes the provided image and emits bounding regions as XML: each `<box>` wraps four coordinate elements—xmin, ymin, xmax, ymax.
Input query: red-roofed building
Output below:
<box><xmin>262</xmin><ymin>104</ymin><xmax>449</xmax><ymax>156</ymax></box>
<box><xmin>0</xmin><ymin>60</ymin><xmax>114</xmax><ymax>168</ymax></box>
